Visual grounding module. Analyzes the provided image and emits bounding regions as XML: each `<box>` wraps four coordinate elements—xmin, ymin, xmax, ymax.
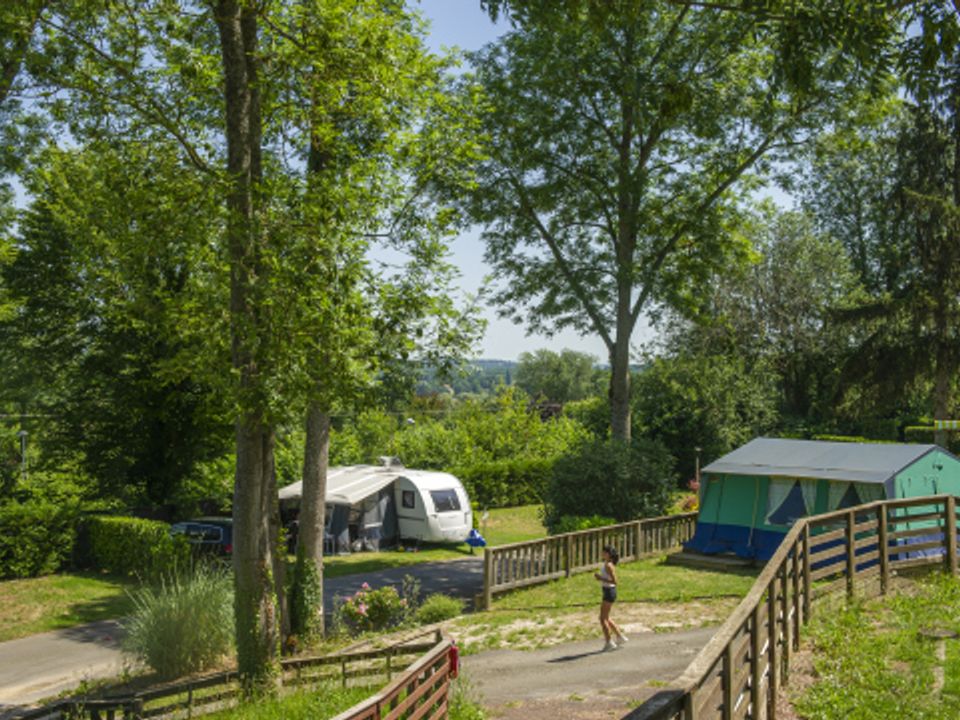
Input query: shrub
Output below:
<box><xmin>79</xmin><ymin>515</ymin><xmax>190</xmax><ymax>580</ymax></box>
<box><xmin>545</xmin><ymin>437</ymin><xmax>674</xmax><ymax>532</ymax></box>
<box><xmin>549</xmin><ymin>514</ymin><xmax>616</xmax><ymax>535</ymax></box>
<box><xmin>337</xmin><ymin>584</ymin><xmax>409</xmax><ymax>635</ymax></box>
<box><xmin>0</xmin><ymin>500</ymin><xmax>79</xmax><ymax>578</ymax></box>
<box><xmin>123</xmin><ymin>563</ymin><xmax>234</xmax><ymax>680</ymax></box>
<box><xmin>452</xmin><ymin>457</ymin><xmax>553</xmax><ymax>508</ymax></box>
<box><xmin>415</xmin><ymin>594</ymin><xmax>464</xmax><ymax>625</ymax></box>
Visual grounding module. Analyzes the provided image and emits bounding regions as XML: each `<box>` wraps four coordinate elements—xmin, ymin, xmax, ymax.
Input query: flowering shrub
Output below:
<box><xmin>338</xmin><ymin>582</ymin><xmax>411</xmax><ymax>634</ymax></box>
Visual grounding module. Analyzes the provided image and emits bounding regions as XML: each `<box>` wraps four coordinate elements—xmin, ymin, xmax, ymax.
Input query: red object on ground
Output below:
<box><xmin>448</xmin><ymin>641</ymin><xmax>460</xmax><ymax>679</ymax></box>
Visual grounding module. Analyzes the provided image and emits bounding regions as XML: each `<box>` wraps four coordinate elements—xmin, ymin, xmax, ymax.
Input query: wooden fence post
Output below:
<box><xmin>634</xmin><ymin>520</ymin><xmax>643</xmax><ymax>561</ymax></box>
<box><xmin>878</xmin><ymin>504</ymin><xmax>889</xmax><ymax>595</ymax></box>
<box><xmin>946</xmin><ymin>496</ymin><xmax>958</xmax><ymax>577</ymax></box>
<box><xmin>802</xmin><ymin>523</ymin><xmax>811</xmax><ymax>625</ymax></box>
<box><xmin>722</xmin><ymin>644</ymin><xmax>734</xmax><ymax>720</ymax></box>
<box><xmin>846</xmin><ymin>510</ymin><xmax>856</xmax><ymax>598</ymax></box>
<box><xmin>483</xmin><ymin>548</ymin><xmax>493</xmax><ymax>611</ymax></box>
<box><xmin>767</xmin><ymin>580</ymin><xmax>778</xmax><ymax>720</ymax></box>
<box><xmin>565</xmin><ymin>534</ymin><xmax>573</xmax><ymax>578</ymax></box>
<box><xmin>750</xmin><ymin>605</ymin><xmax>762</xmax><ymax>720</ymax></box>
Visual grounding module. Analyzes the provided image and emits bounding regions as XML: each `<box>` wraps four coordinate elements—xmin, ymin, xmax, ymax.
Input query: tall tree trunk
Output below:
<box><xmin>609</xmin><ymin>326</ymin><xmax>632</xmax><ymax>442</ymax></box>
<box><xmin>291</xmin><ymin>404</ymin><xmax>329</xmax><ymax>640</ymax></box>
<box><xmin>214</xmin><ymin>0</ymin><xmax>280</xmax><ymax>690</ymax></box>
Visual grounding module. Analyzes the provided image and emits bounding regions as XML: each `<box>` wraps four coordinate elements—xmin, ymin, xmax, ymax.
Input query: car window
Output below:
<box><xmin>430</xmin><ymin>489</ymin><xmax>461</xmax><ymax>513</ymax></box>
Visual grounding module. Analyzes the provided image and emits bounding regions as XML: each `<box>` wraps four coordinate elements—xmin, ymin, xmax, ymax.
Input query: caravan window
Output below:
<box><xmin>430</xmin><ymin>489</ymin><xmax>461</xmax><ymax>512</ymax></box>
<box><xmin>402</xmin><ymin>490</ymin><xmax>415</xmax><ymax>509</ymax></box>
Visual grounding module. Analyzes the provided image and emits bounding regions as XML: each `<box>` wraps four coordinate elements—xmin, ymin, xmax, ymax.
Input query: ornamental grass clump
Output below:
<box><xmin>123</xmin><ymin>563</ymin><xmax>234</xmax><ymax>679</ymax></box>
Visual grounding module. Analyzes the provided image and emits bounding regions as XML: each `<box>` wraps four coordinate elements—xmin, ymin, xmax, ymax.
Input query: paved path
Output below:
<box><xmin>464</xmin><ymin>626</ymin><xmax>715</xmax><ymax>719</ymax></box>
<box><xmin>0</xmin><ymin>620</ymin><xmax>129</xmax><ymax>712</ymax></box>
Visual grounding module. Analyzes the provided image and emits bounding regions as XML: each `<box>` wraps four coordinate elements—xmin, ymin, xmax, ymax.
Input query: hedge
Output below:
<box><xmin>453</xmin><ymin>456</ymin><xmax>553</xmax><ymax>509</ymax></box>
<box><xmin>0</xmin><ymin>500</ymin><xmax>79</xmax><ymax>579</ymax></box>
<box><xmin>78</xmin><ymin>515</ymin><xmax>190</xmax><ymax>580</ymax></box>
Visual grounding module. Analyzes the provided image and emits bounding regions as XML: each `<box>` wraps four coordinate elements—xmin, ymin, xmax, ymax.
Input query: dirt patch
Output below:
<box><xmin>486</xmin><ymin>688</ymin><xmax>643</xmax><ymax>720</ymax></box>
<box><xmin>447</xmin><ymin>598</ymin><xmax>740</xmax><ymax>653</ymax></box>
<box><xmin>777</xmin><ymin>643</ymin><xmax>816</xmax><ymax>720</ymax></box>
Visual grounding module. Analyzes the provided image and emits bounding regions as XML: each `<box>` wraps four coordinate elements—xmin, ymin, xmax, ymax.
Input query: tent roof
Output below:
<box><xmin>278</xmin><ymin>466</ymin><xmax>465</xmax><ymax>505</ymax></box>
<box><xmin>702</xmin><ymin>438</ymin><xmax>943</xmax><ymax>484</ymax></box>
<box><xmin>279</xmin><ymin>465</ymin><xmax>396</xmax><ymax>505</ymax></box>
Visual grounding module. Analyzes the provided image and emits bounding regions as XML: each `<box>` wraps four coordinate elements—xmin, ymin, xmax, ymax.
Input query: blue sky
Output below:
<box><xmin>410</xmin><ymin>0</ymin><xmax>621</xmax><ymax>362</ymax></box>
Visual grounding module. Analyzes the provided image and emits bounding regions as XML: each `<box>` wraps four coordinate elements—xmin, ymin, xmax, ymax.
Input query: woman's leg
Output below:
<box><xmin>599</xmin><ymin>601</ymin><xmax>612</xmax><ymax>641</ymax></box>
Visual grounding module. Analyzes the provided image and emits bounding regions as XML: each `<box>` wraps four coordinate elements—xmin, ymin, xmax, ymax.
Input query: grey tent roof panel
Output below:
<box><xmin>702</xmin><ymin>438</ymin><xmax>941</xmax><ymax>484</ymax></box>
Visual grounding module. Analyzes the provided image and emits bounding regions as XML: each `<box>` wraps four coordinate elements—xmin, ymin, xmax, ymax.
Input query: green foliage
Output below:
<box><xmin>79</xmin><ymin>516</ymin><xmax>190</xmax><ymax>580</ymax></box>
<box><xmin>331</xmin><ymin>387</ymin><xmax>589</xmax><ymax>508</ymax></box>
<box><xmin>335</xmin><ymin>584</ymin><xmax>411</xmax><ymax>635</ymax></box>
<box><xmin>549</xmin><ymin>514</ymin><xmax>616</xmax><ymax>535</ymax></box>
<box><xmin>415</xmin><ymin>593</ymin><xmax>464</xmax><ymax>625</ymax></box>
<box><xmin>200</xmin><ymin>683</ymin><xmax>376</xmax><ymax>720</ymax></box>
<box><xmin>453</xmin><ymin>457</ymin><xmax>552</xmax><ymax>508</ymax></box>
<box><xmin>123</xmin><ymin>564</ymin><xmax>234</xmax><ymax>680</ymax></box>
<box><xmin>289</xmin><ymin>546</ymin><xmax>323</xmax><ymax>641</ymax></box>
<box><xmin>544</xmin><ymin>438</ymin><xmax>674</xmax><ymax>531</ymax></box>
<box><xmin>632</xmin><ymin>352</ymin><xmax>778</xmax><ymax>481</ymax></box>
<box><xmin>514</xmin><ymin>349</ymin><xmax>598</xmax><ymax>403</ymax></box>
<box><xmin>0</xmin><ymin>499</ymin><xmax>78</xmax><ymax>579</ymax></box>
<box><xmin>796</xmin><ymin>573</ymin><xmax>960</xmax><ymax>720</ymax></box>
<box><xmin>562</xmin><ymin>397</ymin><xmax>609</xmax><ymax>439</ymax></box>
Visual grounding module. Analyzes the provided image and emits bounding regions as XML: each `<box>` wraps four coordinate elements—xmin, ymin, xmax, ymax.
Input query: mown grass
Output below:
<box><xmin>794</xmin><ymin>572</ymin><xmax>960</xmax><ymax>720</ymax></box>
<box><xmin>492</xmin><ymin>555</ymin><xmax>756</xmax><ymax>610</ymax></box>
<box><xmin>0</xmin><ymin>571</ymin><xmax>135</xmax><ymax>642</ymax></box>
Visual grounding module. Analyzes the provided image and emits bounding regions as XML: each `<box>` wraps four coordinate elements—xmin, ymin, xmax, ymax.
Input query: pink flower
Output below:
<box><xmin>358</xmin><ymin>603</ymin><xmax>368</xmax><ymax>616</ymax></box>
<box><xmin>361</xmin><ymin>582</ymin><xmax>371</xmax><ymax>590</ymax></box>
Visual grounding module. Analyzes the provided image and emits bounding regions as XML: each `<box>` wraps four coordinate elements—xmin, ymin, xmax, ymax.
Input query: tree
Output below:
<box><xmin>464</xmin><ymin>1</ymin><xmax>893</xmax><ymax>442</ymax></box>
<box><xmin>514</xmin><ymin>348</ymin><xmax>598</xmax><ymax>404</ymax></box>
<box><xmin>0</xmin><ymin>143</ymin><xmax>230</xmax><ymax>511</ymax></box>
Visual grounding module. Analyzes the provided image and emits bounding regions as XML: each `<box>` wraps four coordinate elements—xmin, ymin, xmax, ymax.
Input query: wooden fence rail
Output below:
<box><xmin>481</xmin><ymin>512</ymin><xmax>698</xmax><ymax>608</ymax></box>
<box><xmin>15</xmin><ymin>631</ymin><xmax>451</xmax><ymax>720</ymax></box>
<box><xmin>625</xmin><ymin>494</ymin><xmax>960</xmax><ymax>720</ymax></box>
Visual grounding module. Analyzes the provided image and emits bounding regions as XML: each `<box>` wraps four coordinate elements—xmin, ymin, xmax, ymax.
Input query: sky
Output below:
<box><xmin>407</xmin><ymin>0</ymin><xmax>627</xmax><ymax>362</ymax></box>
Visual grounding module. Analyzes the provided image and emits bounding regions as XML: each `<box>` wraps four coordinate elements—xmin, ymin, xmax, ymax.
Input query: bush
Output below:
<box><xmin>123</xmin><ymin>563</ymin><xmax>234</xmax><ymax>679</ymax></box>
<box><xmin>453</xmin><ymin>457</ymin><xmax>553</xmax><ymax>508</ymax></box>
<box><xmin>544</xmin><ymin>438</ymin><xmax>674</xmax><ymax>532</ymax></box>
<box><xmin>337</xmin><ymin>584</ymin><xmax>410</xmax><ymax>635</ymax></box>
<box><xmin>549</xmin><ymin>514</ymin><xmax>616</xmax><ymax>535</ymax></box>
<box><xmin>415</xmin><ymin>594</ymin><xmax>464</xmax><ymax>625</ymax></box>
<box><xmin>0</xmin><ymin>500</ymin><xmax>79</xmax><ymax>578</ymax></box>
<box><xmin>79</xmin><ymin>515</ymin><xmax>190</xmax><ymax>580</ymax></box>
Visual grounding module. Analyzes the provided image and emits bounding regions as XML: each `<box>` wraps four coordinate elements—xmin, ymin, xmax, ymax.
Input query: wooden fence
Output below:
<box><xmin>15</xmin><ymin>631</ymin><xmax>452</xmax><ymax>720</ymax></box>
<box><xmin>625</xmin><ymin>494</ymin><xmax>960</xmax><ymax>720</ymax></box>
<box><xmin>481</xmin><ymin>512</ymin><xmax>697</xmax><ymax>608</ymax></box>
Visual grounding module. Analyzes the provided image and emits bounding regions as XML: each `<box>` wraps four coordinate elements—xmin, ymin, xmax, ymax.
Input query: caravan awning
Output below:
<box><xmin>278</xmin><ymin>465</ymin><xmax>398</xmax><ymax>505</ymax></box>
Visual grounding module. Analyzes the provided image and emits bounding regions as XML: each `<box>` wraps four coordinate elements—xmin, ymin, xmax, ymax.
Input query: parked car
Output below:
<box><xmin>169</xmin><ymin>517</ymin><xmax>233</xmax><ymax>555</ymax></box>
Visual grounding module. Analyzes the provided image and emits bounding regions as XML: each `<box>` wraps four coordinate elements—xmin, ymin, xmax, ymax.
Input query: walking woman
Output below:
<box><xmin>595</xmin><ymin>545</ymin><xmax>629</xmax><ymax>651</ymax></box>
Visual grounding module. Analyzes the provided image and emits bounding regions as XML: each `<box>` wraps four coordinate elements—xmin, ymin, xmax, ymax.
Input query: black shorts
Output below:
<box><xmin>602</xmin><ymin>586</ymin><xmax>617</xmax><ymax>603</ymax></box>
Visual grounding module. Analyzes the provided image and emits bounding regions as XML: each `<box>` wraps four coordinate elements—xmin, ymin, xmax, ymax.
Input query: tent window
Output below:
<box><xmin>828</xmin><ymin>481</ymin><xmax>870</xmax><ymax>511</ymax></box>
<box><xmin>430</xmin><ymin>489</ymin><xmax>461</xmax><ymax>512</ymax></box>
<box><xmin>401</xmin><ymin>490</ymin><xmax>415</xmax><ymax>509</ymax></box>
<box><xmin>766</xmin><ymin>478</ymin><xmax>815</xmax><ymax>526</ymax></box>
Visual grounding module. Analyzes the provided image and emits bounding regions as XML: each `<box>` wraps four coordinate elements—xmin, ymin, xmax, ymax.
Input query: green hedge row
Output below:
<box><xmin>0</xmin><ymin>500</ymin><xmax>79</xmax><ymax>579</ymax></box>
<box><xmin>453</xmin><ymin>457</ymin><xmax>553</xmax><ymax>509</ymax></box>
<box><xmin>78</xmin><ymin>515</ymin><xmax>191</xmax><ymax>580</ymax></box>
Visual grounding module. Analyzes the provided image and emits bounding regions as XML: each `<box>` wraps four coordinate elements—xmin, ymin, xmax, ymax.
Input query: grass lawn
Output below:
<box><xmin>0</xmin><ymin>572</ymin><xmax>135</xmax><ymax>642</ymax></box>
<box><xmin>447</xmin><ymin>555</ymin><xmax>757</xmax><ymax>653</ymax></box>
<box><xmin>319</xmin><ymin>504</ymin><xmax>547</xmax><ymax>579</ymax></box>
<box><xmin>791</xmin><ymin>572</ymin><xmax>960</xmax><ymax>720</ymax></box>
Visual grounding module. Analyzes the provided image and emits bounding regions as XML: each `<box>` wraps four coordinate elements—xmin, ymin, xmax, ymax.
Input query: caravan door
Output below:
<box><xmin>395</xmin><ymin>477</ymin><xmax>428</xmax><ymax>541</ymax></box>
